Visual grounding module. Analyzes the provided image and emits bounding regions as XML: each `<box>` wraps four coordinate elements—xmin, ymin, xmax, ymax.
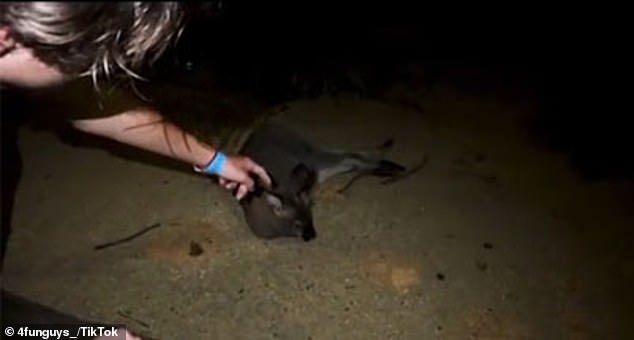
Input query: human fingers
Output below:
<box><xmin>244</xmin><ymin>158</ymin><xmax>272</xmax><ymax>188</ymax></box>
<box><xmin>225</xmin><ymin>181</ymin><xmax>238</xmax><ymax>190</ymax></box>
<box><xmin>235</xmin><ymin>183</ymin><xmax>249</xmax><ymax>200</ymax></box>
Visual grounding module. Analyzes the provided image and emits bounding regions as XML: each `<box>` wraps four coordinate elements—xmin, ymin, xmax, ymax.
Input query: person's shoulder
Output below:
<box><xmin>36</xmin><ymin>76</ymin><xmax>150</xmax><ymax>121</ymax></box>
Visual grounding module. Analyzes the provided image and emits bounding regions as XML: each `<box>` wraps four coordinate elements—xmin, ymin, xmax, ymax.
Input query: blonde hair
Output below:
<box><xmin>0</xmin><ymin>2</ymin><xmax>186</xmax><ymax>82</ymax></box>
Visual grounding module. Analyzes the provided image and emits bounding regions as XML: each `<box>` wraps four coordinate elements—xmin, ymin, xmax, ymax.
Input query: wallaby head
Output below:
<box><xmin>240</xmin><ymin>163</ymin><xmax>318</xmax><ymax>241</ymax></box>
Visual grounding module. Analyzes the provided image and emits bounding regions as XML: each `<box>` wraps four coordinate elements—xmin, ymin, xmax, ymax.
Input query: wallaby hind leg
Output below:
<box><xmin>245</xmin><ymin>123</ymin><xmax>404</xmax><ymax>183</ymax></box>
<box><xmin>309</xmin><ymin>150</ymin><xmax>405</xmax><ymax>184</ymax></box>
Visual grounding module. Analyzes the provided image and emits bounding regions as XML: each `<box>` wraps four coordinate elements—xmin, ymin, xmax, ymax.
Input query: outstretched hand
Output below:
<box><xmin>216</xmin><ymin>154</ymin><xmax>272</xmax><ymax>200</ymax></box>
<box><xmin>194</xmin><ymin>151</ymin><xmax>271</xmax><ymax>200</ymax></box>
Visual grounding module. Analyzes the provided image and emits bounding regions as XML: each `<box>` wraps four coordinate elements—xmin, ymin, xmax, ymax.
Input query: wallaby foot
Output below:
<box><xmin>315</xmin><ymin>153</ymin><xmax>405</xmax><ymax>183</ymax></box>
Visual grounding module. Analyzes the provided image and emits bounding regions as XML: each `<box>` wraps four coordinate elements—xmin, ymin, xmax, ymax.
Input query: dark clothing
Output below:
<box><xmin>27</xmin><ymin>77</ymin><xmax>147</xmax><ymax>121</ymax></box>
<box><xmin>1</xmin><ymin>90</ymin><xmax>24</xmax><ymax>269</ymax></box>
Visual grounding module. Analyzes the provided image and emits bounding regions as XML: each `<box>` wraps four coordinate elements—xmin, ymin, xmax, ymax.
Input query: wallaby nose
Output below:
<box><xmin>294</xmin><ymin>221</ymin><xmax>317</xmax><ymax>242</ymax></box>
<box><xmin>300</xmin><ymin>225</ymin><xmax>316</xmax><ymax>241</ymax></box>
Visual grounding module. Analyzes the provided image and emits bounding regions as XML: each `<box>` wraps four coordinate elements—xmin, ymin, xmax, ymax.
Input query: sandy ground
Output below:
<box><xmin>3</xmin><ymin>76</ymin><xmax>633</xmax><ymax>339</ymax></box>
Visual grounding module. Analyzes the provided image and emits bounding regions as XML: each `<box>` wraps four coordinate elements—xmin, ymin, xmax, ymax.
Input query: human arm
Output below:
<box><xmin>71</xmin><ymin>107</ymin><xmax>271</xmax><ymax>200</ymax></box>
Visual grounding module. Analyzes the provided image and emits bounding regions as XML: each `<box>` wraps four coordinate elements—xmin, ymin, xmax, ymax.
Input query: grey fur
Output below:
<box><xmin>237</xmin><ymin>123</ymin><xmax>405</xmax><ymax>241</ymax></box>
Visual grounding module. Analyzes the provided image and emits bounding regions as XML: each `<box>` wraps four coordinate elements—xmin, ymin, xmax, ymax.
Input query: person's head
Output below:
<box><xmin>0</xmin><ymin>2</ymin><xmax>185</xmax><ymax>88</ymax></box>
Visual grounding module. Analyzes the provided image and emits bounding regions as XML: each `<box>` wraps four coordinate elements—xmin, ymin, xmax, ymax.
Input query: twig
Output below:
<box><xmin>93</xmin><ymin>223</ymin><xmax>162</xmax><ymax>250</ymax></box>
<box><xmin>117</xmin><ymin>310</ymin><xmax>150</xmax><ymax>329</ymax></box>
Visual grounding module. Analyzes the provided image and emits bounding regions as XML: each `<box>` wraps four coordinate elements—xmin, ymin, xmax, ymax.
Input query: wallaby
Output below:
<box><xmin>237</xmin><ymin>123</ymin><xmax>405</xmax><ymax>241</ymax></box>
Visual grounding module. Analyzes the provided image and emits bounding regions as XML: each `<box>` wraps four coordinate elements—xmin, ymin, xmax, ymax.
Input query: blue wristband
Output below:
<box><xmin>201</xmin><ymin>152</ymin><xmax>226</xmax><ymax>175</ymax></box>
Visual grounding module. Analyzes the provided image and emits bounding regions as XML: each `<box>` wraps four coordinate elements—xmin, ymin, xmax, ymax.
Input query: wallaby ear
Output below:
<box><xmin>291</xmin><ymin>163</ymin><xmax>317</xmax><ymax>192</ymax></box>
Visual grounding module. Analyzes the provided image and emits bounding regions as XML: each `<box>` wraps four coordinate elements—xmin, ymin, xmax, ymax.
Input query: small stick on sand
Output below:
<box><xmin>94</xmin><ymin>223</ymin><xmax>162</xmax><ymax>250</ymax></box>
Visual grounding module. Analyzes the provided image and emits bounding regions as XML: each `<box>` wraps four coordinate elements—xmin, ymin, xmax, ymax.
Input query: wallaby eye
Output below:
<box><xmin>273</xmin><ymin>204</ymin><xmax>285</xmax><ymax>215</ymax></box>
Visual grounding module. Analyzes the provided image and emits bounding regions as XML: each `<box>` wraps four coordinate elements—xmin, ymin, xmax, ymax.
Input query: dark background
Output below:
<box><xmin>161</xmin><ymin>2</ymin><xmax>633</xmax><ymax>181</ymax></box>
